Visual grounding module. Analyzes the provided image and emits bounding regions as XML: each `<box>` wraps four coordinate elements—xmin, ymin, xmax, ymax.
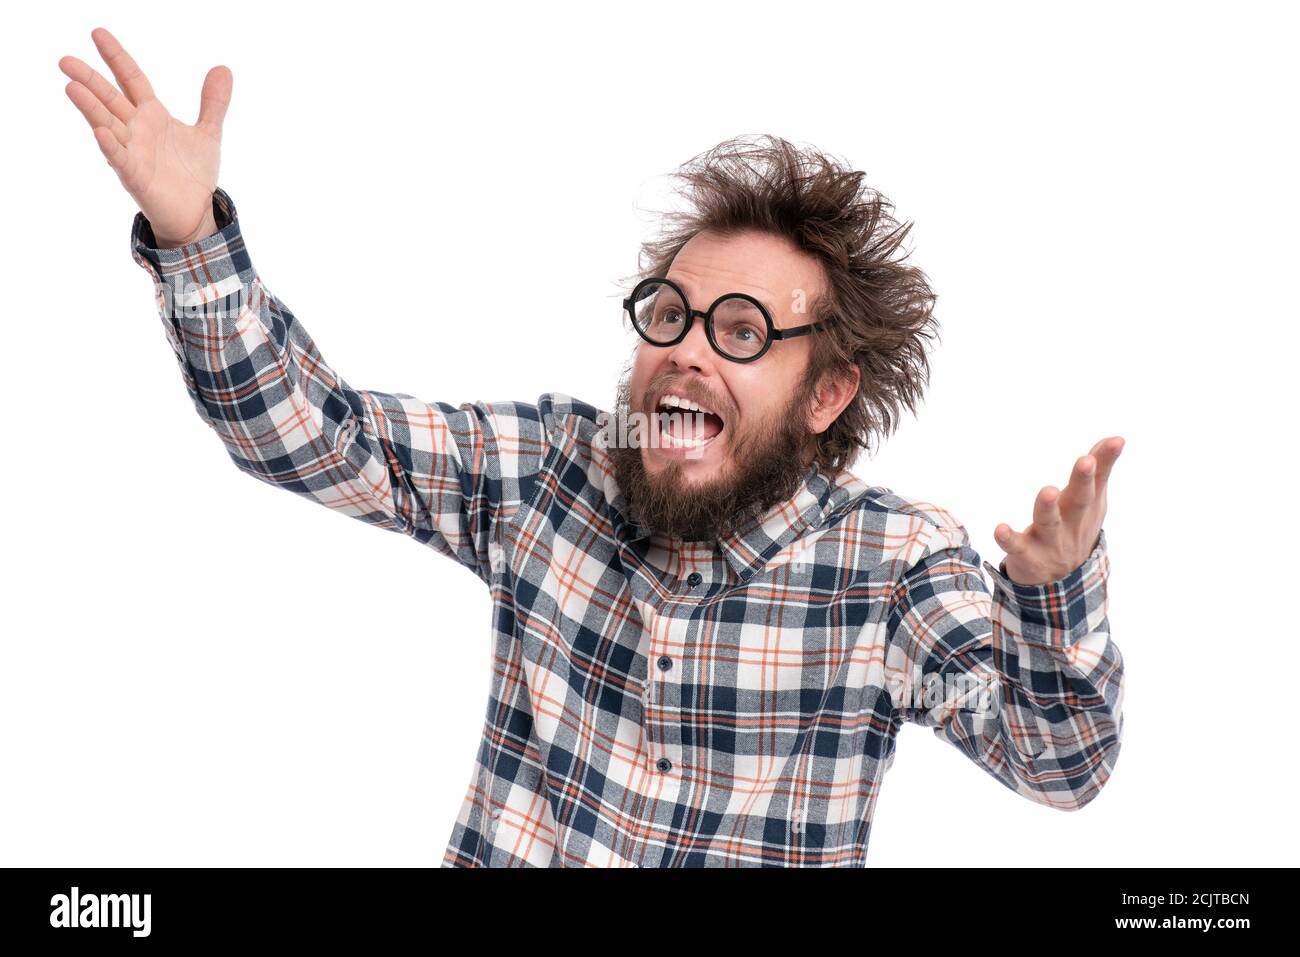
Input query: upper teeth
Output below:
<box><xmin>659</xmin><ymin>394</ymin><xmax>714</xmax><ymax>415</ymax></box>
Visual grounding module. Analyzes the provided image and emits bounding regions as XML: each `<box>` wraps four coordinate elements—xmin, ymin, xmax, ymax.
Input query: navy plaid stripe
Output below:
<box><xmin>132</xmin><ymin>189</ymin><xmax>1124</xmax><ymax>866</ymax></box>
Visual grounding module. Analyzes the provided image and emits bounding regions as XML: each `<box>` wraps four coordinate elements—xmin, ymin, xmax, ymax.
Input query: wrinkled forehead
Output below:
<box><xmin>664</xmin><ymin>228</ymin><xmax>823</xmax><ymax>323</ymax></box>
<box><xmin>644</xmin><ymin>278</ymin><xmax>769</xmax><ymax>318</ymax></box>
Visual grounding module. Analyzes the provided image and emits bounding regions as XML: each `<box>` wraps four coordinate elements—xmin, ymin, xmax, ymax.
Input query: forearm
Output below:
<box><xmin>981</xmin><ymin>529</ymin><xmax>1124</xmax><ymax>806</ymax></box>
<box><xmin>890</xmin><ymin>523</ymin><xmax>1124</xmax><ymax>810</ymax></box>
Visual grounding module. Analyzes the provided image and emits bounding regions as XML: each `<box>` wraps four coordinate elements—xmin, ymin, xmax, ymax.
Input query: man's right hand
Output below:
<box><xmin>60</xmin><ymin>27</ymin><xmax>232</xmax><ymax>248</ymax></box>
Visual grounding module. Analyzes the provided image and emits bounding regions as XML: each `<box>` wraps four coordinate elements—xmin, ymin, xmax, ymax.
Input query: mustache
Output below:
<box><xmin>642</xmin><ymin>376</ymin><xmax>732</xmax><ymax>420</ymax></box>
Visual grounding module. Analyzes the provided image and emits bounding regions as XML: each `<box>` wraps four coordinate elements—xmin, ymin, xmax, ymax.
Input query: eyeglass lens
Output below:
<box><xmin>630</xmin><ymin>280</ymin><xmax>769</xmax><ymax>360</ymax></box>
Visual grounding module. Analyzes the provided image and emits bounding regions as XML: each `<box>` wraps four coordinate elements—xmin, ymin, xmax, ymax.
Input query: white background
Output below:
<box><xmin>2</xmin><ymin>0</ymin><xmax>1296</xmax><ymax>866</ymax></box>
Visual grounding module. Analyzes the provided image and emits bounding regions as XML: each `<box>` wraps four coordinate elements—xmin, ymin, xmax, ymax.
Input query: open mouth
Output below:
<box><xmin>652</xmin><ymin>392</ymin><xmax>726</xmax><ymax>451</ymax></box>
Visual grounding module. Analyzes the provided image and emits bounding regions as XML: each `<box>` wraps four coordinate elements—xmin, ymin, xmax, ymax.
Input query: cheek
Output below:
<box><xmin>626</xmin><ymin>350</ymin><xmax>655</xmax><ymax>395</ymax></box>
<box><xmin>637</xmin><ymin>342</ymin><xmax>667</xmax><ymax>371</ymax></box>
<box><xmin>732</xmin><ymin>371</ymin><xmax>805</xmax><ymax>434</ymax></box>
<box><xmin>634</xmin><ymin>346</ymin><xmax>658</xmax><ymax>376</ymax></box>
<box><xmin>726</xmin><ymin>372</ymin><xmax>773</xmax><ymax>424</ymax></box>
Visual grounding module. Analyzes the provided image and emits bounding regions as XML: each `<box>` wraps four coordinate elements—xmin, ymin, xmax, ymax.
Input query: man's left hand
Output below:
<box><xmin>995</xmin><ymin>436</ymin><xmax>1124</xmax><ymax>586</ymax></box>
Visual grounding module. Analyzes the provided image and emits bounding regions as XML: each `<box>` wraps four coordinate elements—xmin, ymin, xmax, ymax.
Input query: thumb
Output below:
<box><xmin>196</xmin><ymin>65</ymin><xmax>233</xmax><ymax>133</ymax></box>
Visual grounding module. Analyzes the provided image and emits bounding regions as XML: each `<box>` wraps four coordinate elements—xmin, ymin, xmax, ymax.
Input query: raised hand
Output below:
<box><xmin>994</xmin><ymin>436</ymin><xmax>1124</xmax><ymax>586</ymax></box>
<box><xmin>59</xmin><ymin>27</ymin><xmax>232</xmax><ymax>247</ymax></box>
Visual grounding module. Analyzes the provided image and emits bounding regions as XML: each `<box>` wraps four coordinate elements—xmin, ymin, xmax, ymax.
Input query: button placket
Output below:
<box><xmin>645</xmin><ymin>603</ymin><xmax>687</xmax><ymax>782</ymax></box>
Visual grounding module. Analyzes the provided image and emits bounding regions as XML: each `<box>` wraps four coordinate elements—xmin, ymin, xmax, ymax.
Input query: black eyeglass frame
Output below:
<box><xmin>622</xmin><ymin>277</ymin><xmax>837</xmax><ymax>364</ymax></box>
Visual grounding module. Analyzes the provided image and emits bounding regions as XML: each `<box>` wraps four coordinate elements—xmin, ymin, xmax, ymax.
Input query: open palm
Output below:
<box><xmin>60</xmin><ymin>27</ymin><xmax>232</xmax><ymax>247</ymax></box>
<box><xmin>995</xmin><ymin>436</ymin><xmax>1124</xmax><ymax>585</ymax></box>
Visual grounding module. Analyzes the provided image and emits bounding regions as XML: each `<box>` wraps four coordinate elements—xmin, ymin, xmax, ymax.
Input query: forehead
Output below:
<box><xmin>664</xmin><ymin>229</ymin><xmax>824</xmax><ymax>319</ymax></box>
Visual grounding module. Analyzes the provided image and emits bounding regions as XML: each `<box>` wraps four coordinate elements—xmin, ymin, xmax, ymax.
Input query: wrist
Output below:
<box><xmin>152</xmin><ymin>210</ymin><xmax>220</xmax><ymax>249</ymax></box>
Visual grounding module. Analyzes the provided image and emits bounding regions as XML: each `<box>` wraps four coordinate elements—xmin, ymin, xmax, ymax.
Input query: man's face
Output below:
<box><xmin>610</xmin><ymin>228</ymin><xmax>857</xmax><ymax>540</ymax></box>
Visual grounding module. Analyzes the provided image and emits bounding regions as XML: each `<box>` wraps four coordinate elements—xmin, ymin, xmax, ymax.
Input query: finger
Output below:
<box><xmin>1059</xmin><ymin>454</ymin><xmax>1097</xmax><ymax>516</ymax></box>
<box><xmin>1093</xmin><ymin>435</ymin><xmax>1124</xmax><ymax>487</ymax></box>
<box><xmin>65</xmin><ymin>80</ymin><xmax>130</xmax><ymax>145</ymax></box>
<box><xmin>93</xmin><ymin>125</ymin><xmax>132</xmax><ymax>179</ymax></box>
<box><xmin>91</xmin><ymin>27</ymin><xmax>155</xmax><ymax>106</ymax></box>
<box><xmin>994</xmin><ymin>523</ymin><xmax>1030</xmax><ymax>556</ymax></box>
<box><xmin>1032</xmin><ymin>485</ymin><xmax>1063</xmax><ymax>530</ymax></box>
<box><xmin>196</xmin><ymin>65</ymin><xmax>233</xmax><ymax>133</ymax></box>
<box><xmin>58</xmin><ymin>54</ymin><xmax>135</xmax><ymax>124</ymax></box>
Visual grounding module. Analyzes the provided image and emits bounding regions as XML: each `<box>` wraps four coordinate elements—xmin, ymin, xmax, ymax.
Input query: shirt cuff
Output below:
<box><xmin>982</xmin><ymin>527</ymin><xmax>1110</xmax><ymax>648</ymax></box>
<box><xmin>130</xmin><ymin>188</ymin><xmax>250</xmax><ymax>311</ymax></box>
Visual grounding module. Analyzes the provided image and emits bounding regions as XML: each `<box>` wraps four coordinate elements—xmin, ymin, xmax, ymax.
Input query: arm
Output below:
<box><xmin>58</xmin><ymin>28</ymin><xmax>546</xmax><ymax>581</ymax></box>
<box><xmin>886</xmin><ymin>521</ymin><xmax>1123</xmax><ymax>810</ymax></box>
<box><xmin>131</xmin><ymin>188</ymin><xmax>549</xmax><ymax>583</ymax></box>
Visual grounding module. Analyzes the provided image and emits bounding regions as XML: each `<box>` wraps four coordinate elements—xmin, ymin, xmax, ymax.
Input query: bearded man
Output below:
<box><xmin>63</xmin><ymin>27</ymin><xmax>1126</xmax><ymax>867</ymax></box>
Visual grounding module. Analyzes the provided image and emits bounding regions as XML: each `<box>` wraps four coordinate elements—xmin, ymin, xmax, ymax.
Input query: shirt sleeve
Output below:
<box><xmin>886</xmin><ymin>521</ymin><xmax>1123</xmax><ymax>811</ymax></box>
<box><xmin>130</xmin><ymin>188</ymin><xmax>549</xmax><ymax>584</ymax></box>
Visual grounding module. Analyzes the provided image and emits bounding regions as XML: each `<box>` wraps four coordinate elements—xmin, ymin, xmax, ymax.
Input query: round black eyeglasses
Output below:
<box><xmin>623</xmin><ymin>277</ymin><xmax>837</xmax><ymax>363</ymax></box>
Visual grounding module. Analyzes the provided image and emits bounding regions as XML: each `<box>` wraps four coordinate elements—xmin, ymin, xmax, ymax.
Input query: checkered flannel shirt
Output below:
<box><xmin>131</xmin><ymin>188</ymin><xmax>1124</xmax><ymax>867</ymax></box>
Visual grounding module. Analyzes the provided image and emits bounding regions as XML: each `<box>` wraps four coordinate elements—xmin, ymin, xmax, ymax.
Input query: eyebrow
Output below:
<box><xmin>666</xmin><ymin>274</ymin><xmax>778</xmax><ymax>318</ymax></box>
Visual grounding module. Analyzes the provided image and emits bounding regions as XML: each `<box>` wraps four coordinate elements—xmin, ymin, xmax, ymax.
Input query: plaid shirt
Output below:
<box><xmin>131</xmin><ymin>188</ymin><xmax>1124</xmax><ymax>867</ymax></box>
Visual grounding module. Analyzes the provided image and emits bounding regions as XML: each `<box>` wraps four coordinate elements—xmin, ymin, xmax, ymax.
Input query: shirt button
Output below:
<box><xmin>656</xmin><ymin>757</ymin><xmax>672</xmax><ymax>773</ymax></box>
<box><xmin>657</xmin><ymin>656</ymin><xmax>673</xmax><ymax>672</ymax></box>
<box><xmin>686</xmin><ymin>572</ymin><xmax>702</xmax><ymax>587</ymax></box>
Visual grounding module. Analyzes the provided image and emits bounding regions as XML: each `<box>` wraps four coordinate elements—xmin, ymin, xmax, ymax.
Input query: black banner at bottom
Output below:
<box><xmin>0</xmin><ymin>866</ymin><xmax>1283</xmax><ymax>946</ymax></box>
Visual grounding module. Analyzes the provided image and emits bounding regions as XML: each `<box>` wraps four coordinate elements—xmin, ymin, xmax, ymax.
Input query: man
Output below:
<box><xmin>61</xmin><ymin>28</ymin><xmax>1125</xmax><ymax>867</ymax></box>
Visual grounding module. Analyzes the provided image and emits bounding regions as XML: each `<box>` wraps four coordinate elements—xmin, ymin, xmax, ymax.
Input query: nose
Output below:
<box><xmin>665</xmin><ymin>313</ymin><xmax>718</xmax><ymax>375</ymax></box>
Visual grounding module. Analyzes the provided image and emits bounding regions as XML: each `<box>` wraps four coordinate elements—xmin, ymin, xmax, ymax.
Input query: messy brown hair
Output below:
<box><xmin>627</xmin><ymin>134</ymin><xmax>940</xmax><ymax>474</ymax></box>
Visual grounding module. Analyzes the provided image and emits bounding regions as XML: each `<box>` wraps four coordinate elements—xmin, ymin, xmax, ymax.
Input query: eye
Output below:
<box><xmin>721</xmin><ymin>323</ymin><xmax>763</xmax><ymax>345</ymax></box>
<box><xmin>658</xmin><ymin>307</ymin><xmax>685</xmax><ymax>326</ymax></box>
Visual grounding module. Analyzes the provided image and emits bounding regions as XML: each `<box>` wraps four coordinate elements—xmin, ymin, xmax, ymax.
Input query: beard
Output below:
<box><xmin>607</xmin><ymin>369</ymin><xmax>819</xmax><ymax>542</ymax></box>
